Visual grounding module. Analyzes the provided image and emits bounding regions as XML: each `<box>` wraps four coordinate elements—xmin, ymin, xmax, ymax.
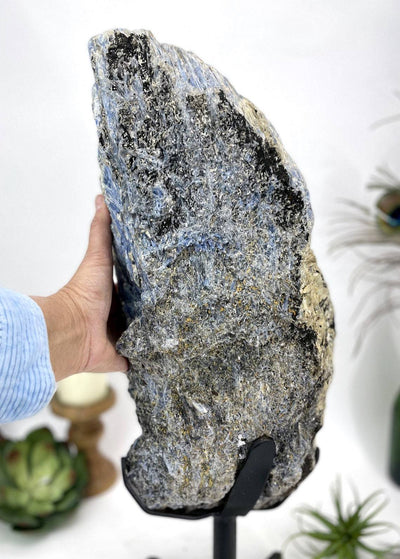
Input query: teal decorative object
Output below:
<box><xmin>0</xmin><ymin>427</ymin><xmax>88</xmax><ymax>530</ymax></box>
<box><xmin>390</xmin><ymin>390</ymin><xmax>400</xmax><ymax>485</ymax></box>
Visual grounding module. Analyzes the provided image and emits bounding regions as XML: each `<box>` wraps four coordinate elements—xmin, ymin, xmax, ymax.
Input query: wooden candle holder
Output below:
<box><xmin>51</xmin><ymin>387</ymin><xmax>117</xmax><ymax>497</ymax></box>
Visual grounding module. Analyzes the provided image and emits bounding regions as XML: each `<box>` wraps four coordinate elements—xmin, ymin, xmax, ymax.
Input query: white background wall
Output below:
<box><xmin>1</xmin><ymin>1</ymin><xmax>400</xmax><ymax>557</ymax></box>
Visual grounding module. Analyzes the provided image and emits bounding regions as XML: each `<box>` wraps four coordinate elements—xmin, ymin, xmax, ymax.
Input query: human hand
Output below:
<box><xmin>32</xmin><ymin>195</ymin><xmax>129</xmax><ymax>381</ymax></box>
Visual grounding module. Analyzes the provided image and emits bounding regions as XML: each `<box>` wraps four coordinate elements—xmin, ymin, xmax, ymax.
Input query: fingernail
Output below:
<box><xmin>95</xmin><ymin>194</ymin><xmax>105</xmax><ymax>210</ymax></box>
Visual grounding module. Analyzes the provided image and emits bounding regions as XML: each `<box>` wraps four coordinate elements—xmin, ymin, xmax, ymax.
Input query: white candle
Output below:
<box><xmin>56</xmin><ymin>373</ymin><xmax>109</xmax><ymax>407</ymax></box>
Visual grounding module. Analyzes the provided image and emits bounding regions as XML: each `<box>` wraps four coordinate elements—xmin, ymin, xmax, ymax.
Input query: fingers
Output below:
<box><xmin>70</xmin><ymin>194</ymin><xmax>130</xmax><ymax>375</ymax></box>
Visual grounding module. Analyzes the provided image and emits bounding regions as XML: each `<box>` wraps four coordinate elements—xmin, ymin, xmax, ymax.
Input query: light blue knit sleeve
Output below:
<box><xmin>0</xmin><ymin>288</ymin><xmax>56</xmax><ymax>423</ymax></box>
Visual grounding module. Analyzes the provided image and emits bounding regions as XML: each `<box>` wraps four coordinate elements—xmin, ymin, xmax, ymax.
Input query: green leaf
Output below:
<box><xmin>357</xmin><ymin>540</ymin><xmax>399</xmax><ymax>556</ymax></box>
<box><xmin>72</xmin><ymin>452</ymin><xmax>88</xmax><ymax>492</ymax></box>
<box><xmin>29</xmin><ymin>441</ymin><xmax>60</xmax><ymax>487</ymax></box>
<box><xmin>0</xmin><ymin>448</ymin><xmax>12</xmax><ymax>486</ymax></box>
<box><xmin>343</xmin><ymin>542</ymin><xmax>357</xmax><ymax>559</ymax></box>
<box><xmin>32</xmin><ymin>467</ymin><xmax>76</xmax><ymax>502</ymax></box>
<box><xmin>0</xmin><ymin>504</ymin><xmax>42</xmax><ymax>529</ymax></box>
<box><xmin>55</xmin><ymin>443</ymin><xmax>73</xmax><ymax>469</ymax></box>
<box><xmin>4</xmin><ymin>442</ymin><xmax>30</xmax><ymax>489</ymax></box>
<box><xmin>25</xmin><ymin>499</ymin><xmax>55</xmax><ymax>517</ymax></box>
<box><xmin>26</xmin><ymin>428</ymin><xmax>55</xmax><ymax>447</ymax></box>
<box><xmin>299</xmin><ymin>508</ymin><xmax>339</xmax><ymax>532</ymax></box>
<box><xmin>0</xmin><ymin>485</ymin><xmax>29</xmax><ymax>508</ymax></box>
<box><xmin>54</xmin><ymin>487</ymin><xmax>81</xmax><ymax>513</ymax></box>
<box><xmin>332</xmin><ymin>482</ymin><xmax>345</xmax><ymax>524</ymax></box>
<box><xmin>313</xmin><ymin>539</ymin><xmax>345</xmax><ymax>558</ymax></box>
<box><xmin>359</xmin><ymin>521</ymin><xmax>398</xmax><ymax>536</ymax></box>
<box><xmin>299</xmin><ymin>530</ymin><xmax>338</xmax><ymax>542</ymax></box>
<box><xmin>353</xmin><ymin>491</ymin><xmax>387</xmax><ymax>519</ymax></box>
<box><xmin>359</xmin><ymin>501</ymin><xmax>389</xmax><ymax>528</ymax></box>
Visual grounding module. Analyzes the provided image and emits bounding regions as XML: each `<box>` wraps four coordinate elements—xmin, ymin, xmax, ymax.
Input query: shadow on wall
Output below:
<box><xmin>350</xmin><ymin>317</ymin><xmax>400</xmax><ymax>476</ymax></box>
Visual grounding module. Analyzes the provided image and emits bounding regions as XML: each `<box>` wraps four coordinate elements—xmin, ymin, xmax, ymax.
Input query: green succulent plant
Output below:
<box><xmin>0</xmin><ymin>427</ymin><xmax>88</xmax><ymax>530</ymax></box>
<box><xmin>287</xmin><ymin>484</ymin><xmax>400</xmax><ymax>558</ymax></box>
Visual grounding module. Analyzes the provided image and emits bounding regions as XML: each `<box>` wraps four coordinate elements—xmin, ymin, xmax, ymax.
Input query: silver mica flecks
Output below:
<box><xmin>89</xmin><ymin>29</ymin><xmax>335</xmax><ymax>511</ymax></box>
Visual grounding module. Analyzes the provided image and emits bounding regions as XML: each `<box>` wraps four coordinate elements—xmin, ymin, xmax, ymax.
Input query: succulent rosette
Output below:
<box><xmin>0</xmin><ymin>427</ymin><xmax>88</xmax><ymax>530</ymax></box>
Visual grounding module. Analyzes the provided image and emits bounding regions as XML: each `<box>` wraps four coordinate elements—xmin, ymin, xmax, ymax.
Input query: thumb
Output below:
<box><xmin>85</xmin><ymin>194</ymin><xmax>112</xmax><ymax>265</ymax></box>
<box><xmin>89</xmin><ymin>339</ymin><xmax>129</xmax><ymax>373</ymax></box>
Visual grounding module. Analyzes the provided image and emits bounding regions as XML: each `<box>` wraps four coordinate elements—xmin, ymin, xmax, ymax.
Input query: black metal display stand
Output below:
<box><xmin>122</xmin><ymin>436</ymin><xmax>281</xmax><ymax>559</ymax></box>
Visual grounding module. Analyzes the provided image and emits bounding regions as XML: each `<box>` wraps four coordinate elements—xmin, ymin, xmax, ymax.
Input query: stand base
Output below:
<box><xmin>122</xmin><ymin>437</ymin><xmax>279</xmax><ymax>559</ymax></box>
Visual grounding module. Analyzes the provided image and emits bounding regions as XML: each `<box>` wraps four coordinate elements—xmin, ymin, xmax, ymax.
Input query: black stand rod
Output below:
<box><xmin>213</xmin><ymin>516</ymin><xmax>236</xmax><ymax>559</ymax></box>
<box><xmin>122</xmin><ymin>436</ymin><xmax>280</xmax><ymax>558</ymax></box>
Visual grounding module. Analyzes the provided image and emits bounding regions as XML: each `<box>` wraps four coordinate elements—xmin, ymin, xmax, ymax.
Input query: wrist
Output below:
<box><xmin>31</xmin><ymin>289</ymin><xmax>89</xmax><ymax>381</ymax></box>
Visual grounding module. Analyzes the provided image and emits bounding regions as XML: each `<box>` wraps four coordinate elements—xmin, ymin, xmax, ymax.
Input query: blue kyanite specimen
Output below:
<box><xmin>89</xmin><ymin>29</ymin><xmax>334</xmax><ymax>511</ymax></box>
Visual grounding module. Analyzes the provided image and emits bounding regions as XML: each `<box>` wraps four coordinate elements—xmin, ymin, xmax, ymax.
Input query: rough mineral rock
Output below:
<box><xmin>89</xmin><ymin>29</ymin><xmax>335</xmax><ymax>511</ymax></box>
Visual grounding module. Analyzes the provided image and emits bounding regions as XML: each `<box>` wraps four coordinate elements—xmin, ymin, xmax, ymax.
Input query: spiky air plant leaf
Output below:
<box><xmin>370</xmin><ymin>91</ymin><xmax>400</xmax><ymax>131</ymax></box>
<box><xmin>0</xmin><ymin>427</ymin><xmax>88</xmax><ymax>530</ymax></box>
<box><xmin>287</xmin><ymin>484</ymin><xmax>400</xmax><ymax>558</ymax></box>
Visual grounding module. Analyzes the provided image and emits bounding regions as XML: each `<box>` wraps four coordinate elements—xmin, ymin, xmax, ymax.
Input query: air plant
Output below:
<box><xmin>287</xmin><ymin>483</ymin><xmax>400</xmax><ymax>558</ymax></box>
<box><xmin>330</xmin><ymin>90</ymin><xmax>400</xmax><ymax>352</ymax></box>
<box><xmin>330</xmin><ymin>168</ymin><xmax>400</xmax><ymax>352</ymax></box>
